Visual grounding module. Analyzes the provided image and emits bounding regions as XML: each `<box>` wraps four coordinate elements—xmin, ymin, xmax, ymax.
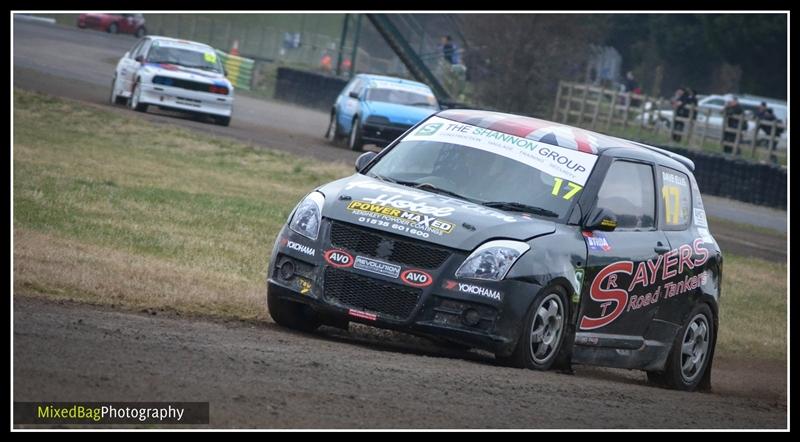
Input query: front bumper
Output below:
<box><xmin>360</xmin><ymin>122</ymin><xmax>412</xmax><ymax>147</ymax></box>
<box><xmin>267</xmin><ymin>220</ymin><xmax>540</xmax><ymax>356</ymax></box>
<box><xmin>138</xmin><ymin>83</ymin><xmax>233</xmax><ymax>117</ymax></box>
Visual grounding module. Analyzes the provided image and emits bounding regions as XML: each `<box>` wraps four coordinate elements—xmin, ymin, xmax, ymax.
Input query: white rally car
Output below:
<box><xmin>110</xmin><ymin>36</ymin><xmax>234</xmax><ymax>126</ymax></box>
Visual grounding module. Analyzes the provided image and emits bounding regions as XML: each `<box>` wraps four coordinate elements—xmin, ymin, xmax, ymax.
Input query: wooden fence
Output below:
<box><xmin>552</xmin><ymin>81</ymin><xmax>786</xmax><ymax>162</ymax></box>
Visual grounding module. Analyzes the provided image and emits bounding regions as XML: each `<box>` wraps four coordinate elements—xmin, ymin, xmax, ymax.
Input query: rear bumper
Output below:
<box><xmin>138</xmin><ymin>83</ymin><xmax>233</xmax><ymax>117</ymax></box>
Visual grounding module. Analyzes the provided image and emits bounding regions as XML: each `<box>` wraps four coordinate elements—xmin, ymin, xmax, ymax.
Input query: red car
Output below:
<box><xmin>77</xmin><ymin>13</ymin><xmax>147</xmax><ymax>38</ymax></box>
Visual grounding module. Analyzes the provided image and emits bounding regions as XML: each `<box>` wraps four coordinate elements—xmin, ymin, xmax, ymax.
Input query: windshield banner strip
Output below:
<box><xmin>403</xmin><ymin>116</ymin><xmax>598</xmax><ymax>186</ymax></box>
<box><xmin>370</xmin><ymin>80</ymin><xmax>433</xmax><ymax>95</ymax></box>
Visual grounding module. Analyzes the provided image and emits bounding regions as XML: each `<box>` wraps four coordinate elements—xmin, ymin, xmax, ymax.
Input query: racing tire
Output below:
<box><xmin>348</xmin><ymin>116</ymin><xmax>364</xmax><ymax>151</ymax></box>
<box><xmin>648</xmin><ymin>303</ymin><xmax>715</xmax><ymax>391</ymax></box>
<box><xmin>109</xmin><ymin>76</ymin><xmax>127</xmax><ymax>106</ymax></box>
<box><xmin>214</xmin><ymin>116</ymin><xmax>231</xmax><ymax>127</ymax></box>
<box><xmin>129</xmin><ymin>80</ymin><xmax>148</xmax><ymax>113</ymax></box>
<box><xmin>135</xmin><ymin>27</ymin><xmax>147</xmax><ymax>38</ymax></box>
<box><xmin>108</xmin><ymin>23</ymin><xmax>118</xmax><ymax>34</ymax></box>
<box><xmin>267</xmin><ymin>290</ymin><xmax>321</xmax><ymax>333</ymax></box>
<box><xmin>325</xmin><ymin>111</ymin><xmax>343</xmax><ymax>145</ymax></box>
<box><xmin>496</xmin><ymin>286</ymin><xmax>571</xmax><ymax>371</ymax></box>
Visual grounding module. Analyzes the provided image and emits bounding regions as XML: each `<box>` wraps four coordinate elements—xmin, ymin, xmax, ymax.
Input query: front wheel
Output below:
<box><xmin>129</xmin><ymin>80</ymin><xmax>148</xmax><ymax>113</ymax></box>
<box><xmin>497</xmin><ymin>287</ymin><xmax>570</xmax><ymax>370</ymax></box>
<box><xmin>348</xmin><ymin>117</ymin><xmax>364</xmax><ymax>151</ymax></box>
<box><xmin>649</xmin><ymin>303</ymin><xmax>715</xmax><ymax>391</ymax></box>
<box><xmin>214</xmin><ymin>115</ymin><xmax>231</xmax><ymax>127</ymax></box>
<box><xmin>267</xmin><ymin>290</ymin><xmax>321</xmax><ymax>333</ymax></box>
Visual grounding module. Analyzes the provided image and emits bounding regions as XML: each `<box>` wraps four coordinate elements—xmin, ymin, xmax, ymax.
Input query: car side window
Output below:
<box><xmin>129</xmin><ymin>40</ymin><xmax>145</xmax><ymax>59</ymax></box>
<box><xmin>596</xmin><ymin>160</ymin><xmax>656</xmax><ymax>230</ymax></box>
<box><xmin>659</xmin><ymin>166</ymin><xmax>692</xmax><ymax>230</ymax></box>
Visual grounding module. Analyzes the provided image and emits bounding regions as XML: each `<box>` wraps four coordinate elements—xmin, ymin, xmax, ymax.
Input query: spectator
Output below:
<box><xmin>722</xmin><ymin>96</ymin><xmax>747</xmax><ymax>155</ymax></box>
<box><xmin>623</xmin><ymin>71</ymin><xmax>643</xmax><ymax>107</ymax></box>
<box><xmin>670</xmin><ymin>87</ymin><xmax>691</xmax><ymax>142</ymax></box>
<box><xmin>755</xmin><ymin>103</ymin><xmax>783</xmax><ymax>154</ymax></box>
<box><xmin>441</xmin><ymin>35</ymin><xmax>459</xmax><ymax>65</ymax></box>
<box><xmin>319</xmin><ymin>53</ymin><xmax>333</xmax><ymax>73</ymax></box>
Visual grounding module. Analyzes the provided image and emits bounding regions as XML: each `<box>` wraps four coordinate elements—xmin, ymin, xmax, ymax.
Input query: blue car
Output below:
<box><xmin>325</xmin><ymin>74</ymin><xmax>440</xmax><ymax>151</ymax></box>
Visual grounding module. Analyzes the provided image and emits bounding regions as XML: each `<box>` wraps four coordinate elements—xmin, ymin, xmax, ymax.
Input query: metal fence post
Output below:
<box><xmin>578</xmin><ymin>84</ymin><xmax>589</xmax><ymax>125</ymax></box>
<box><xmin>552</xmin><ymin>81</ymin><xmax>563</xmax><ymax>121</ymax></box>
<box><xmin>563</xmin><ymin>84</ymin><xmax>573</xmax><ymax>124</ymax></box>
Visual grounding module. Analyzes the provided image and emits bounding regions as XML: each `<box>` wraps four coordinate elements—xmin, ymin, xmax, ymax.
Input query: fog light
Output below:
<box><xmin>462</xmin><ymin>308</ymin><xmax>481</xmax><ymax>326</ymax></box>
<box><xmin>279</xmin><ymin>260</ymin><xmax>295</xmax><ymax>280</ymax></box>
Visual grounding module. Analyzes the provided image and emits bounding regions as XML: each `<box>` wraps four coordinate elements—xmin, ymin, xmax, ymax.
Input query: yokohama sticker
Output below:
<box><xmin>401</xmin><ymin>270</ymin><xmax>433</xmax><ymax>287</ymax></box>
<box><xmin>324</xmin><ymin>249</ymin><xmax>353</xmax><ymax>268</ymax></box>
<box><xmin>443</xmin><ymin>279</ymin><xmax>502</xmax><ymax>301</ymax></box>
<box><xmin>404</xmin><ymin>116</ymin><xmax>598</xmax><ymax>185</ymax></box>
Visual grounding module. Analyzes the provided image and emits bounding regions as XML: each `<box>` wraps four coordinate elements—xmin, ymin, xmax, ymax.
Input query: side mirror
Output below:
<box><xmin>348</xmin><ymin>91</ymin><xmax>360</xmax><ymax>99</ymax></box>
<box><xmin>134</xmin><ymin>55</ymin><xmax>144</xmax><ymax>63</ymax></box>
<box><xmin>355</xmin><ymin>151</ymin><xmax>377</xmax><ymax>173</ymax></box>
<box><xmin>583</xmin><ymin>207</ymin><xmax>618</xmax><ymax>232</ymax></box>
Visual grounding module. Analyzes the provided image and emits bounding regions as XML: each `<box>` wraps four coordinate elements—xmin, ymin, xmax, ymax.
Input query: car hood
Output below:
<box><xmin>142</xmin><ymin>63</ymin><xmax>230</xmax><ymax>85</ymax></box>
<box><xmin>363</xmin><ymin>101</ymin><xmax>438</xmax><ymax>126</ymax></box>
<box><xmin>317</xmin><ymin>175</ymin><xmax>557</xmax><ymax>251</ymax></box>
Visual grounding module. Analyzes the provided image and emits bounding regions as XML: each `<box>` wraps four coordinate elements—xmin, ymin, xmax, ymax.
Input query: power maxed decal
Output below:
<box><xmin>579</xmin><ymin>239</ymin><xmax>710</xmax><ymax>330</ymax></box>
<box><xmin>346</xmin><ymin>199</ymin><xmax>455</xmax><ymax>236</ymax></box>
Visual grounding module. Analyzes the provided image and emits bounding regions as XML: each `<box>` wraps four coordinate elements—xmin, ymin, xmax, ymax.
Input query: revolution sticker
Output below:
<box><xmin>404</xmin><ymin>116</ymin><xmax>598</xmax><ymax>185</ymax></box>
<box><xmin>353</xmin><ymin>256</ymin><xmax>401</xmax><ymax>279</ymax></box>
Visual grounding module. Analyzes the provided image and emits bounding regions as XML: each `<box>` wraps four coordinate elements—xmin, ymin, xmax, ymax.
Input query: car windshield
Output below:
<box><xmin>366</xmin><ymin>117</ymin><xmax>599</xmax><ymax>220</ymax></box>
<box><xmin>146</xmin><ymin>45</ymin><xmax>223</xmax><ymax>73</ymax></box>
<box><xmin>366</xmin><ymin>88</ymin><xmax>438</xmax><ymax>108</ymax></box>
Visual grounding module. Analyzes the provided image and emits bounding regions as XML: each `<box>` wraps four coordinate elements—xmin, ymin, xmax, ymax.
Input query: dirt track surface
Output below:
<box><xmin>13</xmin><ymin>297</ymin><xmax>786</xmax><ymax>429</ymax></box>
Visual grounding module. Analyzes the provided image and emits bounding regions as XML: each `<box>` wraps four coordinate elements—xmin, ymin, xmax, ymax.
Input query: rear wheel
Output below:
<box><xmin>267</xmin><ymin>290</ymin><xmax>321</xmax><ymax>333</ymax></box>
<box><xmin>129</xmin><ymin>80</ymin><xmax>148</xmax><ymax>113</ymax></box>
<box><xmin>348</xmin><ymin>116</ymin><xmax>364</xmax><ymax>151</ymax></box>
<box><xmin>109</xmin><ymin>75</ymin><xmax>126</xmax><ymax>105</ymax></box>
<box><xmin>648</xmin><ymin>303</ymin><xmax>715</xmax><ymax>391</ymax></box>
<box><xmin>325</xmin><ymin>111</ymin><xmax>343</xmax><ymax>145</ymax></box>
<box><xmin>108</xmin><ymin>23</ymin><xmax>118</xmax><ymax>34</ymax></box>
<box><xmin>497</xmin><ymin>287</ymin><xmax>570</xmax><ymax>370</ymax></box>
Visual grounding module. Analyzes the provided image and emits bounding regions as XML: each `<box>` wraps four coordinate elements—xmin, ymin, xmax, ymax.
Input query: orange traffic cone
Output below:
<box><xmin>230</xmin><ymin>40</ymin><xmax>240</xmax><ymax>56</ymax></box>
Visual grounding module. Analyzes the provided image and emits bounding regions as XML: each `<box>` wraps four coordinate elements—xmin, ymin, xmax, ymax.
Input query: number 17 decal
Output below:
<box><xmin>552</xmin><ymin>178</ymin><xmax>583</xmax><ymax>200</ymax></box>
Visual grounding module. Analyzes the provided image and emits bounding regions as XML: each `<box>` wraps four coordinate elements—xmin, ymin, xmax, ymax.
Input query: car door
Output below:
<box><xmin>339</xmin><ymin>78</ymin><xmax>364</xmax><ymax>133</ymax></box>
<box><xmin>119</xmin><ymin>39</ymin><xmax>146</xmax><ymax>92</ymax></box>
<box><xmin>657</xmin><ymin>165</ymin><xmax>712</xmax><ymax>325</ymax></box>
<box><xmin>577</xmin><ymin>159</ymin><xmax>670</xmax><ymax>348</ymax></box>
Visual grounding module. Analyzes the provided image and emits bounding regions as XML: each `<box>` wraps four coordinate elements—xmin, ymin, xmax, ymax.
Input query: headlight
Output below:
<box><xmin>455</xmin><ymin>240</ymin><xmax>530</xmax><ymax>281</ymax></box>
<box><xmin>289</xmin><ymin>191</ymin><xmax>325</xmax><ymax>240</ymax></box>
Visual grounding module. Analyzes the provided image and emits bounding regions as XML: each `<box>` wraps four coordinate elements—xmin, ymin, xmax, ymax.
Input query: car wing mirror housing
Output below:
<box><xmin>355</xmin><ymin>151</ymin><xmax>377</xmax><ymax>173</ymax></box>
<box><xmin>135</xmin><ymin>55</ymin><xmax>145</xmax><ymax>63</ymax></box>
<box><xmin>348</xmin><ymin>91</ymin><xmax>360</xmax><ymax>99</ymax></box>
<box><xmin>584</xmin><ymin>207</ymin><xmax>618</xmax><ymax>232</ymax></box>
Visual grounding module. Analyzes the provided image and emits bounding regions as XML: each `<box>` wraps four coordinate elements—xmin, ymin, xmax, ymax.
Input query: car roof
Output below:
<box><xmin>146</xmin><ymin>36</ymin><xmax>213</xmax><ymax>50</ymax></box>
<box><xmin>357</xmin><ymin>74</ymin><xmax>430</xmax><ymax>90</ymax></box>
<box><xmin>436</xmin><ymin>109</ymin><xmax>695</xmax><ymax>171</ymax></box>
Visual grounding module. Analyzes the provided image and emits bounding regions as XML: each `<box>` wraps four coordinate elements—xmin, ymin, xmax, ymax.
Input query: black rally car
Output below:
<box><xmin>267</xmin><ymin>109</ymin><xmax>722</xmax><ymax>391</ymax></box>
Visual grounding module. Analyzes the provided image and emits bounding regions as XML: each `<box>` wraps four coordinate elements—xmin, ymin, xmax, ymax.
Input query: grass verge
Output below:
<box><xmin>13</xmin><ymin>89</ymin><xmax>786</xmax><ymax>360</ymax></box>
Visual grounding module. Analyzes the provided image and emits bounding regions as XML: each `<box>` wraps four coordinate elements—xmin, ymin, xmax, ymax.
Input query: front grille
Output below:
<box><xmin>330</xmin><ymin>221</ymin><xmax>452</xmax><ymax>269</ymax></box>
<box><xmin>323</xmin><ymin>267</ymin><xmax>421</xmax><ymax>320</ymax></box>
<box><xmin>152</xmin><ymin>76</ymin><xmax>226</xmax><ymax>94</ymax></box>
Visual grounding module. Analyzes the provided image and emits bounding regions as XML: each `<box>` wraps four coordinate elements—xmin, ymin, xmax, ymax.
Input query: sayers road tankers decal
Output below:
<box><xmin>404</xmin><ymin>116</ymin><xmax>598</xmax><ymax>186</ymax></box>
<box><xmin>354</xmin><ymin>256</ymin><xmax>401</xmax><ymax>279</ymax></box>
<box><xmin>401</xmin><ymin>270</ymin><xmax>433</xmax><ymax>288</ymax></box>
<box><xmin>579</xmin><ymin>239</ymin><xmax>710</xmax><ymax>330</ymax></box>
<box><xmin>324</xmin><ymin>249</ymin><xmax>353</xmax><ymax>268</ymax></box>
<box><xmin>443</xmin><ymin>280</ymin><xmax>502</xmax><ymax>301</ymax></box>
